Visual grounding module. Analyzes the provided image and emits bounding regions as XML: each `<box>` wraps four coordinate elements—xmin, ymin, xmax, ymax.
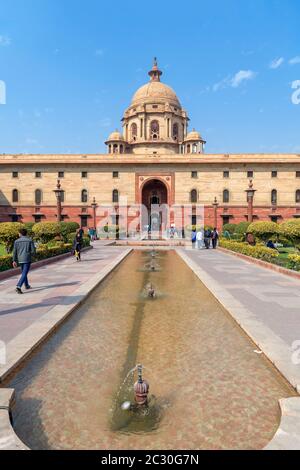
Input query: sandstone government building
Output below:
<box><xmin>1</xmin><ymin>59</ymin><xmax>300</xmax><ymax>231</ymax></box>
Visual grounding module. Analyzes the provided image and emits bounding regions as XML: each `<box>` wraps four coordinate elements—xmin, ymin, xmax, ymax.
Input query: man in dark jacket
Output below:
<box><xmin>13</xmin><ymin>228</ymin><xmax>36</xmax><ymax>294</ymax></box>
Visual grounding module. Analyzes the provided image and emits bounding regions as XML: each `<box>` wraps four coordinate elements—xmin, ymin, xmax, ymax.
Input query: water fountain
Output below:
<box><xmin>147</xmin><ymin>283</ymin><xmax>156</xmax><ymax>298</ymax></box>
<box><xmin>134</xmin><ymin>364</ymin><xmax>150</xmax><ymax>406</ymax></box>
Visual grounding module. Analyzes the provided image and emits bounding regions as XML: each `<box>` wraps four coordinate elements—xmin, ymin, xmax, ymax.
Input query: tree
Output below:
<box><xmin>0</xmin><ymin>222</ymin><xmax>24</xmax><ymax>253</ymax></box>
<box><xmin>247</xmin><ymin>221</ymin><xmax>279</xmax><ymax>241</ymax></box>
<box><xmin>32</xmin><ymin>222</ymin><xmax>61</xmax><ymax>243</ymax></box>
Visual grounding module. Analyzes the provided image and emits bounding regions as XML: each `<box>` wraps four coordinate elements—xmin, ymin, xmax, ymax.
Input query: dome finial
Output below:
<box><xmin>148</xmin><ymin>57</ymin><xmax>162</xmax><ymax>82</ymax></box>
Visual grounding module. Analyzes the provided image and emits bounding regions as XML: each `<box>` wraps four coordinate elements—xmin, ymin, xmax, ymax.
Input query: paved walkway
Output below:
<box><xmin>180</xmin><ymin>248</ymin><xmax>300</xmax><ymax>390</ymax></box>
<box><xmin>0</xmin><ymin>242</ymin><xmax>127</xmax><ymax>344</ymax></box>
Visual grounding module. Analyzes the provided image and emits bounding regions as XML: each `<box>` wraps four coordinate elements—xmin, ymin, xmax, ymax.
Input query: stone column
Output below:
<box><xmin>54</xmin><ymin>179</ymin><xmax>63</xmax><ymax>222</ymax></box>
<box><xmin>213</xmin><ymin>197</ymin><xmax>219</xmax><ymax>229</ymax></box>
<box><xmin>245</xmin><ymin>180</ymin><xmax>256</xmax><ymax>223</ymax></box>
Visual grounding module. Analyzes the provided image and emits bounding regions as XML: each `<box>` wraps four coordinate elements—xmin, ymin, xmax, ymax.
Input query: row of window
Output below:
<box><xmin>191</xmin><ymin>171</ymin><xmax>300</xmax><ymax>179</ymax></box>
<box><xmin>190</xmin><ymin>189</ymin><xmax>300</xmax><ymax>204</ymax></box>
<box><xmin>12</xmin><ymin>189</ymin><xmax>120</xmax><ymax>204</ymax></box>
<box><xmin>11</xmin><ymin>188</ymin><xmax>300</xmax><ymax>205</ymax></box>
<box><xmin>11</xmin><ymin>171</ymin><xmax>120</xmax><ymax>179</ymax></box>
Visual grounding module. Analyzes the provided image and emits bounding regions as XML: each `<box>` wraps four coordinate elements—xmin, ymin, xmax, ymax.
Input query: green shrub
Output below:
<box><xmin>24</xmin><ymin>222</ymin><xmax>35</xmax><ymax>237</ymax></box>
<box><xmin>0</xmin><ymin>254</ymin><xmax>14</xmax><ymax>272</ymax></box>
<box><xmin>59</xmin><ymin>222</ymin><xmax>80</xmax><ymax>241</ymax></box>
<box><xmin>220</xmin><ymin>239</ymin><xmax>279</xmax><ymax>263</ymax></box>
<box><xmin>288</xmin><ymin>253</ymin><xmax>300</xmax><ymax>271</ymax></box>
<box><xmin>0</xmin><ymin>243</ymin><xmax>73</xmax><ymax>272</ymax></box>
<box><xmin>222</xmin><ymin>223</ymin><xmax>237</xmax><ymax>235</ymax></box>
<box><xmin>235</xmin><ymin>222</ymin><xmax>251</xmax><ymax>235</ymax></box>
<box><xmin>279</xmin><ymin>220</ymin><xmax>300</xmax><ymax>248</ymax></box>
<box><xmin>32</xmin><ymin>222</ymin><xmax>61</xmax><ymax>243</ymax></box>
<box><xmin>247</xmin><ymin>221</ymin><xmax>279</xmax><ymax>241</ymax></box>
<box><xmin>0</xmin><ymin>222</ymin><xmax>24</xmax><ymax>253</ymax></box>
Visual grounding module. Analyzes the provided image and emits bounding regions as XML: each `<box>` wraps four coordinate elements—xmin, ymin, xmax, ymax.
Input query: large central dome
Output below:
<box><xmin>131</xmin><ymin>81</ymin><xmax>181</xmax><ymax>107</ymax></box>
<box><xmin>131</xmin><ymin>58</ymin><xmax>181</xmax><ymax>108</ymax></box>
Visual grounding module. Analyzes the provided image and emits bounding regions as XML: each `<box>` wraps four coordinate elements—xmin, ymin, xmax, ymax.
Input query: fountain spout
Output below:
<box><xmin>147</xmin><ymin>284</ymin><xmax>156</xmax><ymax>298</ymax></box>
<box><xmin>134</xmin><ymin>364</ymin><xmax>149</xmax><ymax>406</ymax></box>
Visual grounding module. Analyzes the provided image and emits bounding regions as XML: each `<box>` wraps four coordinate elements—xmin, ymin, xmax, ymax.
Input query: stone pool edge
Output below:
<box><xmin>0</xmin><ymin>248</ymin><xmax>132</xmax><ymax>451</ymax></box>
<box><xmin>177</xmin><ymin>248</ymin><xmax>300</xmax><ymax>451</ymax></box>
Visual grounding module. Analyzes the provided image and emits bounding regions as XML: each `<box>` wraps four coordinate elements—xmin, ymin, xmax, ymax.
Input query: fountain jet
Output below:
<box><xmin>134</xmin><ymin>364</ymin><xmax>149</xmax><ymax>406</ymax></box>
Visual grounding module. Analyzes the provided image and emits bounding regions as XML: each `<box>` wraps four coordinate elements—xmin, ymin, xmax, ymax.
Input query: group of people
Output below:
<box><xmin>192</xmin><ymin>227</ymin><xmax>219</xmax><ymax>250</ymax></box>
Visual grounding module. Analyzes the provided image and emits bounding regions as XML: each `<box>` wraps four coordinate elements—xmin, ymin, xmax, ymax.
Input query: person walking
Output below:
<box><xmin>204</xmin><ymin>228</ymin><xmax>212</xmax><ymax>249</ymax></box>
<box><xmin>211</xmin><ymin>228</ymin><xmax>219</xmax><ymax>249</ymax></box>
<box><xmin>196</xmin><ymin>230</ymin><xmax>204</xmax><ymax>250</ymax></box>
<box><xmin>13</xmin><ymin>228</ymin><xmax>36</xmax><ymax>294</ymax></box>
<box><xmin>73</xmin><ymin>231</ymin><xmax>82</xmax><ymax>261</ymax></box>
<box><xmin>191</xmin><ymin>229</ymin><xmax>197</xmax><ymax>249</ymax></box>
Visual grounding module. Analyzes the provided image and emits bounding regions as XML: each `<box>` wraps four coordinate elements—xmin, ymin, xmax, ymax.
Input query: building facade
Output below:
<box><xmin>1</xmin><ymin>59</ymin><xmax>300</xmax><ymax>231</ymax></box>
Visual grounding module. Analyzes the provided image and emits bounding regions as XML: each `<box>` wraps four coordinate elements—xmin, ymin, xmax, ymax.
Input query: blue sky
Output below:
<box><xmin>0</xmin><ymin>0</ymin><xmax>300</xmax><ymax>154</ymax></box>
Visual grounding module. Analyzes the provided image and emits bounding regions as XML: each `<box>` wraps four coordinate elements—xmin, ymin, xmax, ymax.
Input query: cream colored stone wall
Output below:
<box><xmin>1</xmin><ymin>158</ymin><xmax>300</xmax><ymax>208</ymax></box>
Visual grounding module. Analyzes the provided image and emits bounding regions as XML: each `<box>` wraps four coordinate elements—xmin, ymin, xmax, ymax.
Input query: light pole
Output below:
<box><xmin>245</xmin><ymin>179</ymin><xmax>256</xmax><ymax>223</ymax></box>
<box><xmin>54</xmin><ymin>179</ymin><xmax>63</xmax><ymax>222</ymax></box>
<box><xmin>91</xmin><ymin>197</ymin><xmax>98</xmax><ymax>231</ymax></box>
<box><xmin>213</xmin><ymin>197</ymin><xmax>219</xmax><ymax>228</ymax></box>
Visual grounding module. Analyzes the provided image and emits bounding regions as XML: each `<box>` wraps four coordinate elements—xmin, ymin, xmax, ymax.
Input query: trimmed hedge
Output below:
<box><xmin>247</xmin><ymin>221</ymin><xmax>279</xmax><ymax>241</ymax></box>
<box><xmin>288</xmin><ymin>253</ymin><xmax>300</xmax><ymax>271</ymax></box>
<box><xmin>220</xmin><ymin>239</ymin><xmax>279</xmax><ymax>263</ymax></box>
<box><xmin>0</xmin><ymin>222</ymin><xmax>24</xmax><ymax>253</ymax></box>
<box><xmin>0</xmin><ymin>243</ymin><xmax>72</xmax><ymax>272</ymax></box>
<box><xmin>279</xmin><ymin>220</ymin><xmax>300</xmax><ymax>247</ymax></box>
<box><xmin>32</xmin><ymin>222</ymin><xmax>61</xmax><ymax>243</ymax></box>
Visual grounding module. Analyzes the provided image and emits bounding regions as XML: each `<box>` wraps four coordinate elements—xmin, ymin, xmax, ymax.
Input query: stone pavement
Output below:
<box><xmin>178</xmin><ymin>247</ymin><xmax>300</xmax><ymax>391</ymax></box>
<box><xmin>0</xmin><ymin>242</ymin><xmax>128</xmax><ymax>345</ymax></box>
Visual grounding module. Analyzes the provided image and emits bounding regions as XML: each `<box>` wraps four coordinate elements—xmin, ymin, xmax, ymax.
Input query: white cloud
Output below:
<box><xmin>98</xmin><ymin>118</ymin><xmax>111</xmax><ymax>127</ymax></box>
<box><xmin>289</xmin><ymin>56</ymin><xmax>300</xmax><ymax>65</ymax></box>
<box><xmin>269</xmin><ymin>57</ymin><xmax>284</xmax><ymax>69</ymax></box>
<box><xmin>26</xmin><ymin>138</ymin><xmax>39</xmax><ymax>145</ymax></box>
<box><xmin>0</xmin><ymin>35</ymin><xmax>11</xmax><ymax>46</ymax></box>
<box><xmin>213</xmin><ymin>70</ymin><xmax>256</xmax><ymax>91</ymax></box>
<box><xmin>230</xmin><ymin>70</ymin><xmax>257</xmax><ymax>88</ymax></box>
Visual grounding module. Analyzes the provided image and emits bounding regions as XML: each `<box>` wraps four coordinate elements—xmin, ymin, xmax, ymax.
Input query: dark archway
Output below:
<box><xmin>141</xmin><ymin>179</ymin><xmax>169</xmax><ymax>235</ymax></box>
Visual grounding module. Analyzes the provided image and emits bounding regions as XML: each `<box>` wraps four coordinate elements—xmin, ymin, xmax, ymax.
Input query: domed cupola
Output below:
<box><xmin>105</xmin><ymin>59</ymin><xmax>206</xmax><ymax>155</ymax></box>
<box><xmin>105</xmin><ymin>130</ymin><xmax>126</xmax><ymax>154</ymax></box>
<box><xmin>183</xmin><ymin>129</ymin><xmax>206</xmax><ymax>154</ymax></box>
<box><xmin>121</xmin><ymin>58</ymin><xmax>190</xmax><ymax>155</ymax></box>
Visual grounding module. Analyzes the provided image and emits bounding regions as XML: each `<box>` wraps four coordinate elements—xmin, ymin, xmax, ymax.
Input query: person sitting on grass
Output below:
<box><xmin>266</xmin><ymin>240</ymin><xmax>277</xmax><ymax>250</ymax></box>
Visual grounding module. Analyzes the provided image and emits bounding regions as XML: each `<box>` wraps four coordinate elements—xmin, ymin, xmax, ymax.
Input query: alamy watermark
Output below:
<box><xmin>0</xmin><ymin>340</ymin><xmax>6</xmax><ymax>365</ymax></box>
<box><xmin>0</xmin><ymin>80</ymin><xmax>6</xmax><ymax>105</ymax></box>
<box><xmin>291</xmin><ymin>340</ymin><xmax>300</xmax><ymax>365</ymax></box>
<box><xmin>291</xmin><ymin>80</ymin><xmax>300</xmax><ymax>105</ymax></box>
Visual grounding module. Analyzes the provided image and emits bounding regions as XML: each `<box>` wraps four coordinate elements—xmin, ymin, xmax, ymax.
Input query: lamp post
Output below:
<box><xmin>212</xmin><ymin>197</ymin><xmax>219</xmax><ymax>229</ymax></box>
<box><xmin>245</xmin><ymin>180</ymin><xmax>256</xmax><ymax>223</ymax></box>
<box><xmin>91</xmin><ymin>197</ymin><xmax>98</xmax><ymax>231</ymax></box>
<box><xmin>54</xmin><ymin>179</ymin><xmax>63</xmax><ymax>222</ymax></box>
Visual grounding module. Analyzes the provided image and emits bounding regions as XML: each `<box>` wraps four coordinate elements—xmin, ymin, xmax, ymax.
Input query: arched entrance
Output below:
<box><xmin>141</xmin><ymin>179</ymin><xmax>169</xmax><ymax>236</ymax></box>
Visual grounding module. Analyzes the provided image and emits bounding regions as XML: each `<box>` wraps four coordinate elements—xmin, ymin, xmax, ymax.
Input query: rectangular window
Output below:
<box><xmin>113</xmin><ymin>171</ymin><xmax>119</xmax><ymax>178</ymax></box>
<box><xmin>272</xmin><ymin>171</ymin><xmax>278</xmax><ymax>178</ymax></box>
<box><xmin>12</xmin><ymin>171</ymin><xmax>18</xmax><ymax>178</ymax></box>
<box><xmin>223</xmin><ymin>171</ymin><xmax>230</xmax><ymax>178</ymax></box>
<box><xmin>58</xmin><ymin>171</ymin><xmax>64</xmax><ymax>178</ymax></box>
<box><xmin>222</xmin><ymin>216</ymin><xmax>230</xmax><ymax>226</ymax></box>
<box><xmin>35</xmin><ymin>171</ymin><xmax>42</xmax><ymax>178</ymax></box>
<box><xmin>191</xmin><ymin>215</ymin><xmax>197</xmax><ymax>226</ymax></box>
<box><xmin>247</xmin><ymin>171</ymin><xmax>254</xmax><ymax>178</ymax></box>
<box><xmin>11</xmin><ymin>214</ymin><xmax>19</xmax><ymax>222</ymax></box>
<box><xmin>81</xmin><ymin>215</ymin><xmax>88</xmax><ymax>228</ymax></box>
<box><xmin>82</xmin><ymin>172</ymin><xmax>88</xmax><ymax>178</ymax></box>
<box><xmin>34</xmin><ymin>215</ymin><xmax>42</xmax><ymax>223</ymax></box>
<box><xmin>270</xmin><ymin>216</ymin><xmax>279</xmax><ymax>223</ymax></box>
<box><xmin>296</xmin><ymin>171</ymin><xmax>300</xmax><ymax>178</ymax></box>
<box><xmin>191</xmin><ymin>171</ymin><xmax>198</xmax><ymax>179</ymax></box>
